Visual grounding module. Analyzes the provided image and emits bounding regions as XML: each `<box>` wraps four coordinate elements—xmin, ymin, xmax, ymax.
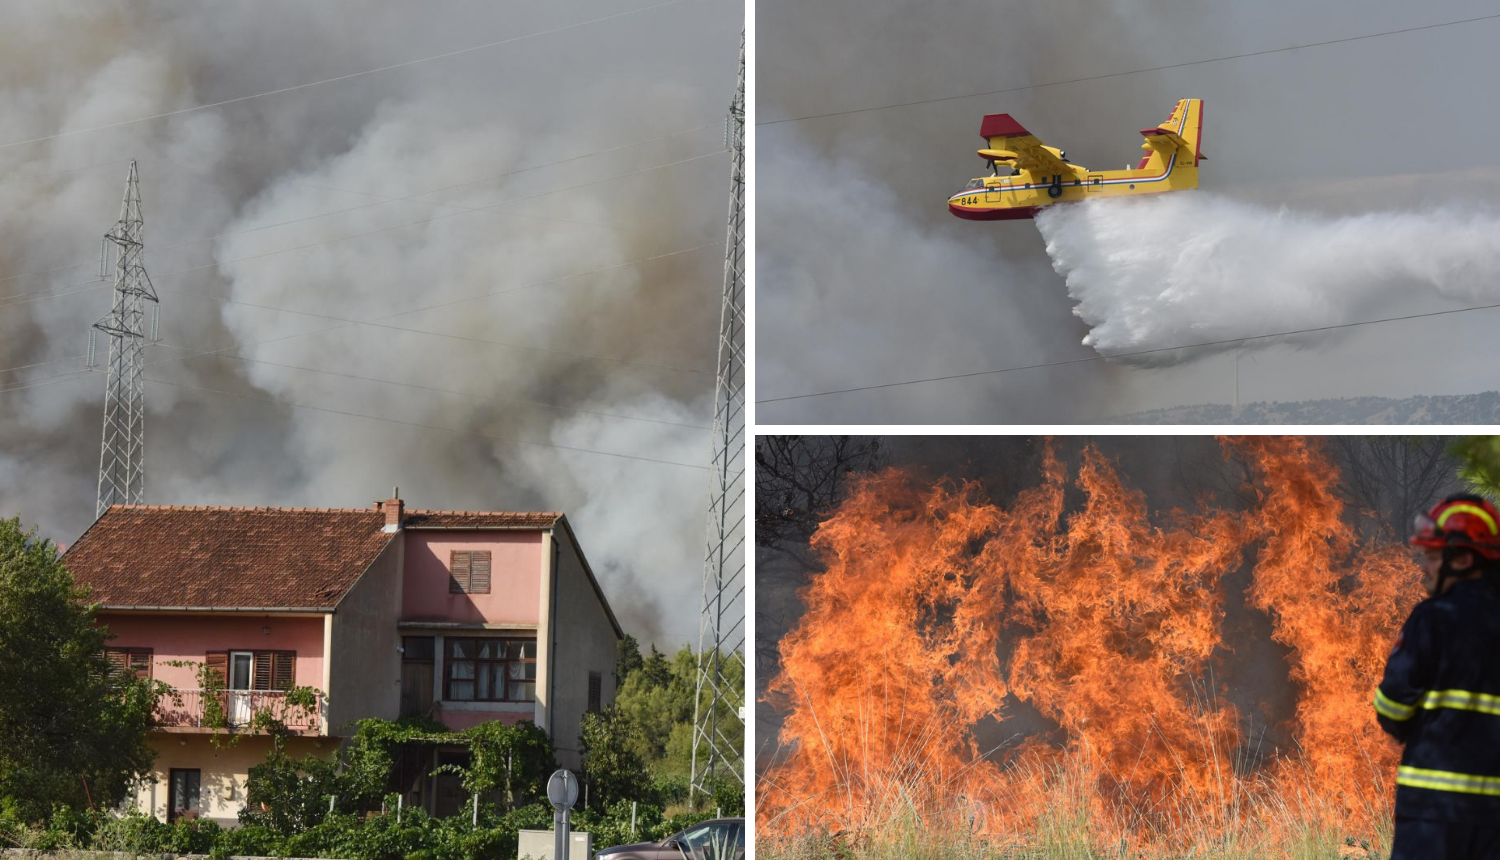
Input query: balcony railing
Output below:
<box><xmin>155</xmin><ymin>688</ymin><xmax>325</xmax><ymax>733</ymax></box>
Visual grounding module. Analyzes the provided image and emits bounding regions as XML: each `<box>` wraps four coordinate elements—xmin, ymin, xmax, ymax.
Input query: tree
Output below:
<box><xmin>0</xmin><ymin>518</ymin><xmax>160</xmax><ymax>822</ymax></box>
<box><xmin>754</xmin><ymin>436</ymin><xmax>884</xmax><ymax>553</ymax></box>
<box><xmin>616</xmin><ymin>635</ymin><xmax>643</xmax><ymax>684</ymax></box>
<box><xmin>1450</xmin><ymin>436</ymin><xmax>1500</xmax><ymax>502</ymax></box>
<box><xmin>1333</xmin><ymin>436</ymin><xmax>1461</xmax><ymax>540</ymax></box>
<box><xmin>578</xmin><ymin>707</ymin><xmax>651</xmax><ymax>811</ymax></box>
<box><xmin>640</xmin><ymin>645</ymin><xmax>672</xmax><ymax>689</ymax></box>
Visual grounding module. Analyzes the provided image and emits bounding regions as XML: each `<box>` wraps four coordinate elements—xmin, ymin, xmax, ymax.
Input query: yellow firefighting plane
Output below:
<box><xmin>948</xmin><ymin>98</ymin><xmax>1205</xmax><ymax>221</ymax></box>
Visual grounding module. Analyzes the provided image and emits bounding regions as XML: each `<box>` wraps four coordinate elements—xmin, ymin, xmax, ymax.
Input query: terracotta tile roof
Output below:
<box><xmin>64</xmin><ymin>505</ymin><xmax>394</xmax><ymax>609</ymax></box>
<box><xmin>62</xmin><ymin>504</ymin><xmax>564</xmax><ymax>609</ymax></box>
<box><xmin>401</xmin><ymin>510</ymin><xmax>561</xmax><ymax>529</ymax></box>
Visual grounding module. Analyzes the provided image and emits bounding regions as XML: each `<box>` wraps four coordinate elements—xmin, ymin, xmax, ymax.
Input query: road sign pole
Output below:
<box><xmin>547</xmin><ymin>769</ymin><xmax>579</xmax><ymax>860</ymax></box>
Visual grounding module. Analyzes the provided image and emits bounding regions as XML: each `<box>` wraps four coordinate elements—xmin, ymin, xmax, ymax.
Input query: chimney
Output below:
<box><xmin>381</xmin><ymin>487</ymin><xmax>404</xmax><ymax>533</ymax></box>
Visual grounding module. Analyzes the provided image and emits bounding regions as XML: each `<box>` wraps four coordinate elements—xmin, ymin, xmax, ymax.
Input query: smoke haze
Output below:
<box><xmin>0</xmin><ymin>0</ymin><xmax>741</xmax><ymax>647</ymax></box>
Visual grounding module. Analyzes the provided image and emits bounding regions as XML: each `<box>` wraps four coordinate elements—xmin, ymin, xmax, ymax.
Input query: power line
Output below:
<box><xmin>0</xmin><ymin>367</ymin><xmax>95</xmax><ymax>395</ymax></box>
<box><xmin>0</xmin><ymin>353</ymin><xmax>88</xmax><ymax>377</ymax></box>
<box><xmin>756</xmin><ymin>298</ymin><xmax>1500</xmax><ymax>405</ymax></box>
<box><xmin>0</xmin><ymin>131</ymin><xmax>721</xmax><ymax>304</ymax></box>
<box><xmin>138</xmin><ymin>241</ymin><xmax>721</xmax><ymax>391</ymax></box>
<box><xmin>162</xmin><ymin>294</ymin><xmax>712</xmax><ymax>378</ymax></box>
<box><xmin>757</xmin><ymin>12</ymin><xmax>1500</xmax><ymax>127</ymax></box>
<box><xmin>151</xmin><ymin>345</ymin><xmax>710</xmax><ymax>431</ymax></box>
<box><xmin>142</xmin><ymin>376</ymin><xmax>709</xmax><ymax>471</ymax></box>
<box><xmin>1</xmin><ymin>159</ymin><xmax>134</xmax><ymax>183</ymax></box>
<box><xmin>0</xmin><ymin>148</ymin><xmax>726</xmax><ymax>312</ymax></box>
<box><xmin>0</xmin><ymin>0</ymin><xmax>700</xmax><ymax>152</ymax></box>
<box><xmin>0</xmin><ymin>241</ymin><xmax>720</xmax><ymax>396</ymax></box>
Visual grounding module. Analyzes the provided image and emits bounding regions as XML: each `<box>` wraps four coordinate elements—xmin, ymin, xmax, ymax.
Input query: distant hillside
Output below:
<box><xmin>1117</xmin><ymin>391</ymin><xmax>1500</xmax><ymax>424</ymax></box>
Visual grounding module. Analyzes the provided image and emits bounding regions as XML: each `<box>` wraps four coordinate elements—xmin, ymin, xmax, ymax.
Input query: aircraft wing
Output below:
<box><xmin>977</xmin><ymin>114</ymin><xmax>1074</xmax><ymax>177</ymax></box>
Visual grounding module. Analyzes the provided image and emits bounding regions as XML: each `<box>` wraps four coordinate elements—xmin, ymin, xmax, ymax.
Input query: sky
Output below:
<box><xmin>0</xmin><ymin>0</ymin><xmax>742</xmax><ymax>648</ymax></box>
<box><xmin>755</xmin><ymin>0</ymin><xmax>1500</xmax><ymax>422</ymax></box>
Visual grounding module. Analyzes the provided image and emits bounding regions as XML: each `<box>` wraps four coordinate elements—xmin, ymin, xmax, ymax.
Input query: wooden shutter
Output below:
<box><xmin>205</xmin><ymin>651</ymin><xmax>229</xmax><ymax>684</ymax></box>
<box><xmin>272</xmin><ymin>651</ymin><xmax>295</xmax><ymax>691</ymax></box>
<box><xmin>129</xmin><ymin>650</ymin><xmax>152</xmax><ymax>678</ymax></box>
<box><xmin>470</xmin><ymin>551</ymin><xmax>491</xmax><ymax>594</ymax></box>
<box><xmin>588</xmin><ymin>672</ymin><xmax>602</xmax><ymax>713</ymax></box>
<box><xmin>449</xmin><ymin>551</ymin><xmax>472</xmax><ymax>593</ymax></box>
<box><xmin>253</xmin><ymin>651</ymin><xmax>296</xmax><ymax>691</ymax></box>
<box><xmin>204</xmin><ymin>651</ymin><xmax>229</xmax><ymax>719</ymax></box>
<box><xmin>253</xmin><ymin>652</ymin><xmax>273</xmax><ymax>691</ymax></box>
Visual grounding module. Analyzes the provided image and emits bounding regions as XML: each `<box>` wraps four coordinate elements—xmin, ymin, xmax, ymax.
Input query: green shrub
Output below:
<box><xmin>91</xmin><ymin>810</ymin><xmax>173</xmax><ymax>853</ymax></box>
<box><xmin>163</xmin><ymin>816</ymin><xmax>223</xmax><ymax>855</ymax></box>
<box><xmin>710</xmin><ymin>778</ymin><xmax>744</xmax><ymax>817</ymax></box>
<box><xmin>24</xmin><ymin>804</ymin><xmax>94</xmax><ymax>850</ymax></box>
<box><xmin>209</xmin><ymin>823</ymin><xmax>285</xmax><ymax>859</ymax></box>
<box><xmin>241</xmin><ymin>749</ymin><xmax>345</xmax><ymax>834</ymax></box>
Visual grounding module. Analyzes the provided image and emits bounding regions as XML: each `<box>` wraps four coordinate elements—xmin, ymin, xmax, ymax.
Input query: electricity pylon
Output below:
<box><xmin>689</xmin><ymin>30</ymin><xmax>746</xmax><ymax>806</ymax></box>
<box><xmin>89</xmin><ymin>160</ymin><xmax>158</xmax><ymax>518</ymax></box>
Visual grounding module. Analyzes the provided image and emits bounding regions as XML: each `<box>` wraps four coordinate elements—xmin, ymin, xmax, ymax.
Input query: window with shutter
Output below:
<box><xmin>449</xmin><ymin>551</ymin><xmax>472</xmax><ymax>593</ymax></box>
<box><xmin>449</xmin><ymin>551</ymin><xmax>491</xmax><ymax>594</ymax></box>
<box><xmin>104</xmin><ymin>648</ymin><xmax>153</xmax><ymax>680</ymax></box>
<box><xmin>251</xmin><ymin>651</ymin><xmax>296</xmax><ymax>691</ymax></box>
<box><xmin>588</xmin><ymin>672</ymin><xmax>602</xmax><ymax>713</ymax></box>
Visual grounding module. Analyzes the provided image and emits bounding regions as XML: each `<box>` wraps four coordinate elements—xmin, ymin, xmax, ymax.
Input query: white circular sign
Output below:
<box><xmin>547</xmin><ymin>769</ymin><xmax>579</xmax><ymax>811</ymax></box>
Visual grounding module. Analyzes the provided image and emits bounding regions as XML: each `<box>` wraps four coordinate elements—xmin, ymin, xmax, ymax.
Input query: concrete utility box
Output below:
<box><xmin>518</xmin><ymin>829</ymin><xmax>592</xmax><ymax>860</ymax></box>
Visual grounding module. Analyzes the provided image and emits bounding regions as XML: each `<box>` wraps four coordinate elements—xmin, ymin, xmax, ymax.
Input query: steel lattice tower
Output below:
<box><xmin>89</xmin><ymin>160</ymin><xmax>158</xmax><ymax>518</ymax></box>
<box><xmin>689</xmin><ymin>30</ymin><xmax>746</xmax><ymax>805</ymax></box>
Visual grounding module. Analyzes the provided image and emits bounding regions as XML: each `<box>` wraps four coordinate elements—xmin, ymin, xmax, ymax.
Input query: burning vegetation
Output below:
<box><xmin>758</xmin><ymin>437</ymin><xmax>1424</xmax><ymax>857</ymax></box>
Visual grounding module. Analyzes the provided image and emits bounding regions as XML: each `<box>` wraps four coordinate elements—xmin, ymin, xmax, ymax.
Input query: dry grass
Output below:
<box><xmin>757</xmin><ymin>748</ymin><xmax>1394</xmax><ymax>860</ymax></box>
<box><xmin>759</xmin><ymin>676</ymin><xmax>1395</xmax><ymax>860</ymax></box>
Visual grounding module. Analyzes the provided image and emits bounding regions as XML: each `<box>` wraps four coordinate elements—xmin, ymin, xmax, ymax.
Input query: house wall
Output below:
<box><xmin>327</xmin><ymin>535</ymin><xmax>404</xmax><ymax>733</ymax></box>
<box><xmin>133</xmin><ymin>734</ymin><xmax>331</xmax><ymax>826</ymax></box>
<box><xmin>400</xmin><ymin>531</ymin><xmax>544</xmax><ymax>624</ymax></box>
<box><xmin>434</xmin><ymin>703</ymin><xmax>535</xmax><ymax>731</ymax></box>
<box><xmin>100</xmin><ymin>613</ymin><xmax>327</xmax><ymax>692</ymax></box>
<box><xmin>546</xmin><ymin>526</ymin><xmax>621</xmax><ymax>768</ymax></box>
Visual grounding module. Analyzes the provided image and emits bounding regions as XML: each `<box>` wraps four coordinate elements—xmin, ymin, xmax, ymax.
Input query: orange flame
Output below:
<box><xmin>759</xmin><ymin>437</ymin><xmax>1422</xmax><ymax>852</ymax></box>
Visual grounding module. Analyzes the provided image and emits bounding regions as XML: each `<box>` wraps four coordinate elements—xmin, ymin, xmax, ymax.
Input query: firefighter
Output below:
<box><xmin>1377</xmin><ymin>493</ymin><xmax>1500</xmax><ymax>859</ymax></box>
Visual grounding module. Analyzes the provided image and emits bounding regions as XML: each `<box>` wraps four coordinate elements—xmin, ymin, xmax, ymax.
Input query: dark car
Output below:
<box><xmin>595</xmin><ymin>817</ymin><xmax>745</xmax><ymax>860</ymax></box>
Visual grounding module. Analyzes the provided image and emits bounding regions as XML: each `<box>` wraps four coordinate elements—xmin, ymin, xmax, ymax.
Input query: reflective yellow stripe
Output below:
<box><xmin>1422</xmin><ymin>689</ymin><xmax>1500</xmax><ymax>716</ymax></box>
<box><xmin>1375</xmin><ymin>688</ymin><xmax>1417</xmax><ymax>721</ymax></box>
<box><xmin>1437</xmin><ymin>503</ymin><xmax>1499</xmax><ymax>535</ymax></box>
<box><xmin>1398</xmin><ymin>766</ymin><xmax>1500</xmax><ymax>796</ymax></box>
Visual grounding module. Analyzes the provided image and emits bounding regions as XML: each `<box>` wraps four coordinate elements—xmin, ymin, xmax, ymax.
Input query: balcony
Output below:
<box><xmin>154</xmin><ymin>688</ymin><xmax>325</xmax><ymax>734</ymax></box>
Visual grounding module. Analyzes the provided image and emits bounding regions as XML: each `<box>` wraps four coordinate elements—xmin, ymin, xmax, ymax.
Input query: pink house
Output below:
<box><xmin>62</xmin><ymin>493</ymin><xmax>622</xmax><ymax>825</ymax></box>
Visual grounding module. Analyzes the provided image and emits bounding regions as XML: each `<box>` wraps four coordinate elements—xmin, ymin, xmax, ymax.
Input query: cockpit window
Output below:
<box><xmin>965</xmin><ymin>179</ymin><xmax>984</xmax><ymax>190</ymax></box>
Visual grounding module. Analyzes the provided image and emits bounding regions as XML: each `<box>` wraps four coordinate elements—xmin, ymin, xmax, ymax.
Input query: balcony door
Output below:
<box><xmin>168</xmin><ymin>768</ymin><xmax>200</xmax><ymax>821</ymax></box>
<box><xmin>228</xmin><ymin>651</ymin><xmax>253</xmax><ymax>726</ymax></box>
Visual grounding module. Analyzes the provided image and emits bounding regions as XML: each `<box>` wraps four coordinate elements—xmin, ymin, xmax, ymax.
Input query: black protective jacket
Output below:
<box><xmin>1376</xmin><ymin>577</ymin><xmax>1500</xmax><ymax>822</ymax></box>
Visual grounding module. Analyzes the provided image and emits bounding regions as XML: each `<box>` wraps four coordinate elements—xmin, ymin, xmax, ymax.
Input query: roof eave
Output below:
<box><xmin>99</xmin><ymin>605</ymin><xmax>335</xmax><ymax>614</ymax></box>
<box><xmin>552</xmin><ymin>516</ymin><xmax>625</xmax><ymax>640</ymax></box>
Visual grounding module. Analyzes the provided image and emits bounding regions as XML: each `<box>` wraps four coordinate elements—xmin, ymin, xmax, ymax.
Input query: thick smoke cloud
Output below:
<box><xmin>1037</xmin><ymin>193</ymin><xmax>1500</xmax><ymax>364</ymax></box>
<box><xmin>0</xmin><ymin>1</ymin><xmax>740</xmax><ymax>647</ymax></box>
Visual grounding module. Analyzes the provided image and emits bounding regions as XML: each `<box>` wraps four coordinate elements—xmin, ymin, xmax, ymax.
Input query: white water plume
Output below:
<box><xmin>1036</xmin><ymin>192</ymin><xmax>1500</xmax><ymax>365</ymax></box>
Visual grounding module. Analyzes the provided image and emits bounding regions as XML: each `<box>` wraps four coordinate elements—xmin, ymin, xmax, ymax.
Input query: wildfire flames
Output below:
<box><xmin>758</xmin><ymin>437</ymin><xmax>1423</xmax><ymax>852</ymax></box>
